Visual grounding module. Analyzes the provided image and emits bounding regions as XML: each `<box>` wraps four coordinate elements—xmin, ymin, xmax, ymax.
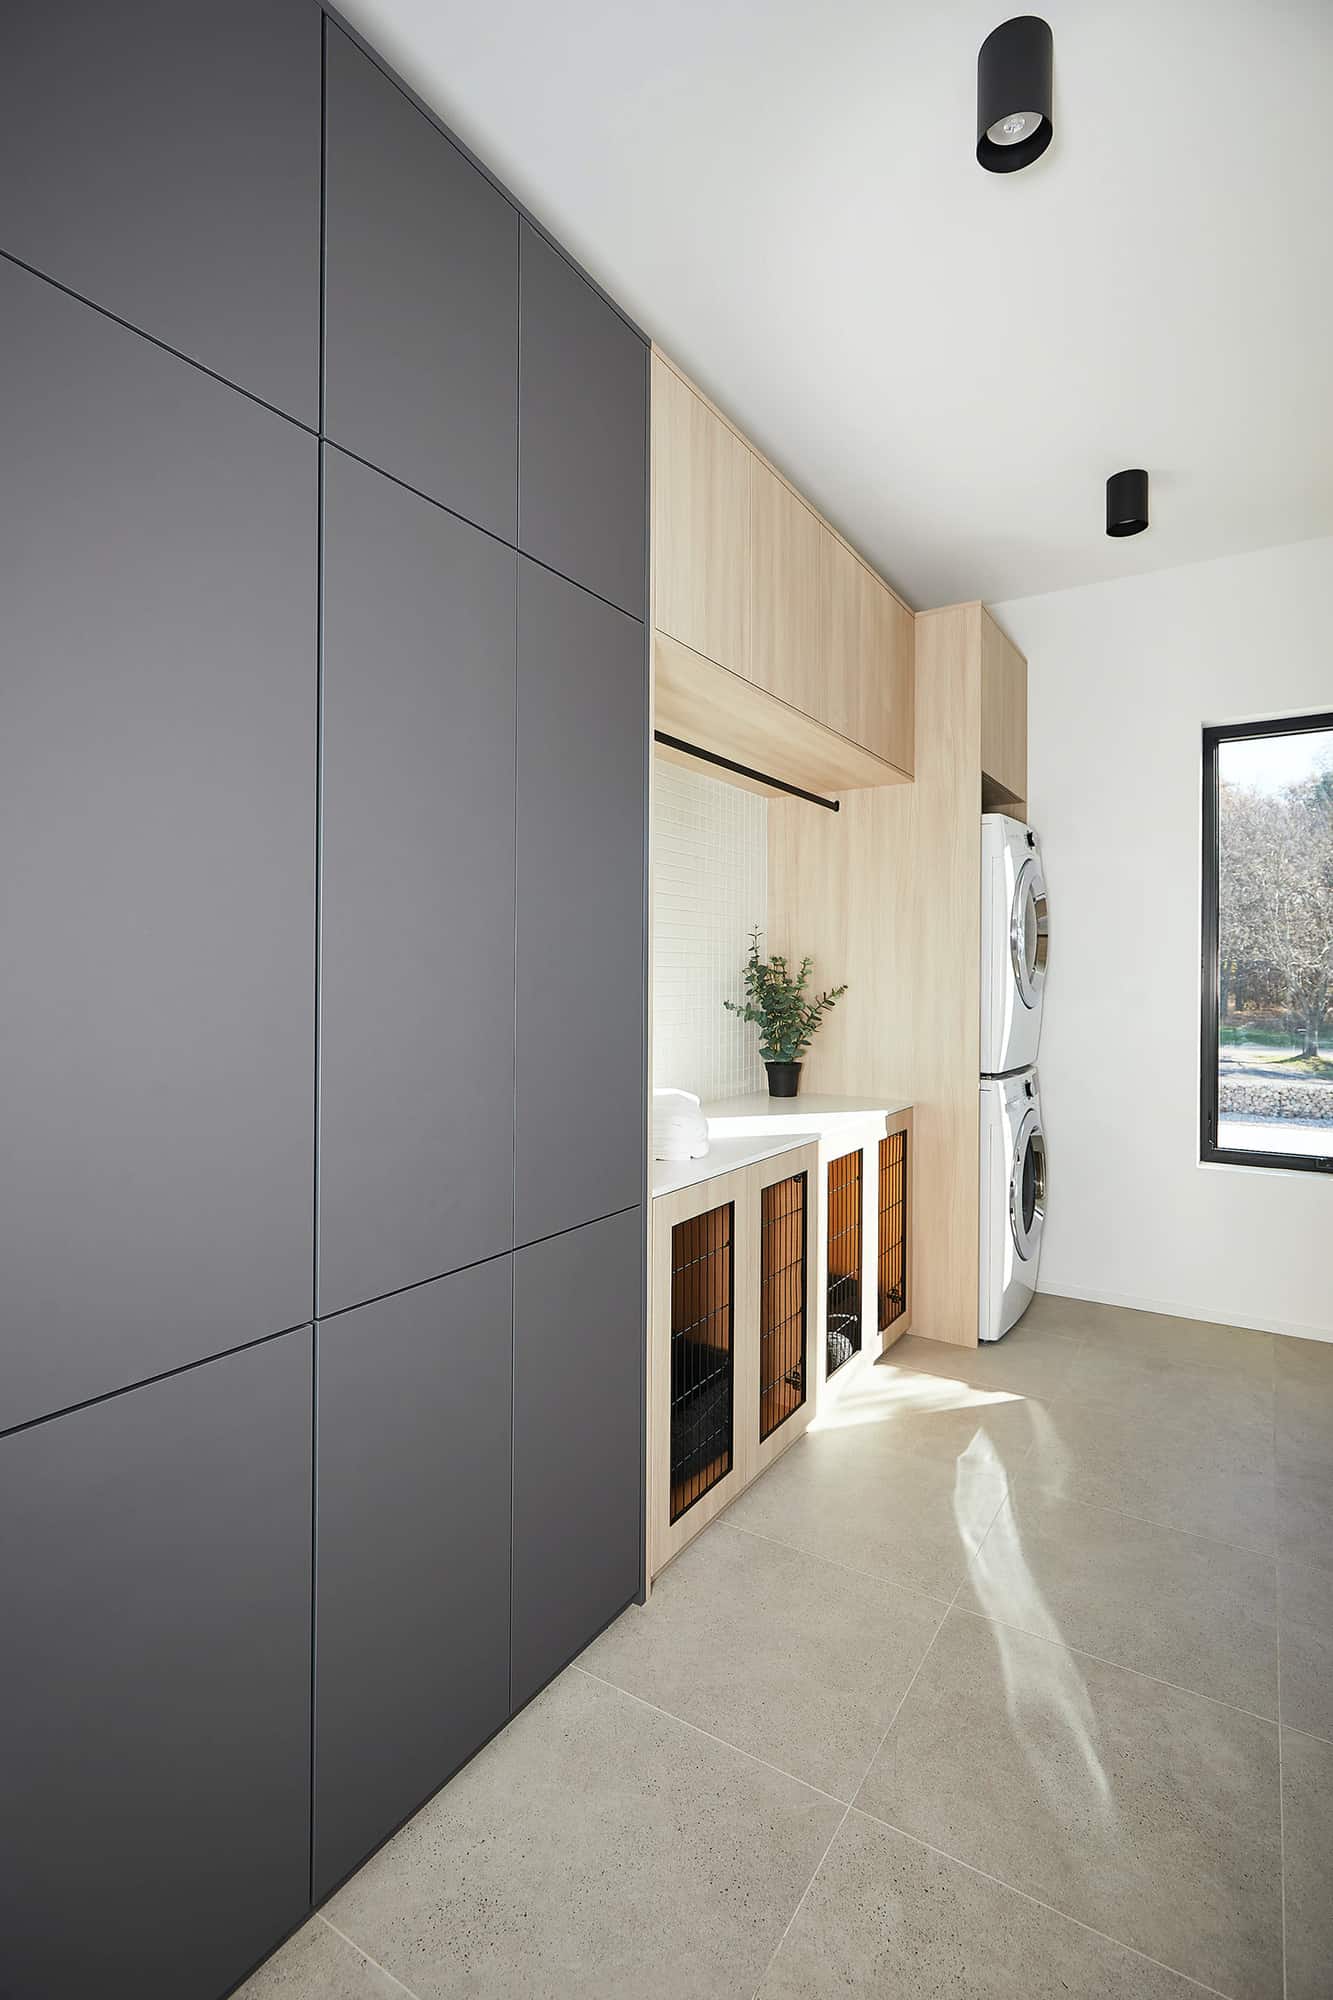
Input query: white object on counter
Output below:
<box><xmin>652</xmin><ymin>1086</ymin><xmax>710</xmax><ymax>1163</ymax></box>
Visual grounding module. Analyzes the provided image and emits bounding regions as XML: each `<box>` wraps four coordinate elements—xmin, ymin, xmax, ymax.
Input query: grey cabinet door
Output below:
<box><xmin>0</xmin><ymin>261</ymin><xmax>316</xmax><ymax>1436</ymax></box>
<box><xmin>0</xmin><ymin>0</ymin><xmax>320</xmax><ymax>427</ymax></box>
<box><xmin>323</xmin><ymin>25</ymin><xmax>518</xmax><ymax>540</ymax></box>
<box><xmin>519</xmin><ymin>223</ymin><xmax>647</xmax><ymax>620</ymax></box>
<box><xmin>313</xmin><ymin>1261</ymin><xmax>512</xmax><ymax>1898</ymax></box>
<box><xmin>512</xmin><ymin>1209</ymin><xmax>643</xmax><ymax>1710</ymax></box>
<box><xmin>515</xmin><ymin>560</ymin><xmax>646</xmax><ymax>1247</ymax></box>
<box><xmin>318</xmin><ymin>447</ymin><xmax>516</xmax><ymax>1318</ymax></box>
<box><xmin>0</xmin><ymin>1331</ymin><xmax>312</xmax><ymax>2000</ymax></box>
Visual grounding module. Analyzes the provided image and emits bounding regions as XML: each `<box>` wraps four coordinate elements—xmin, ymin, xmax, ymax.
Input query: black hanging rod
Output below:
<box><xmin>653</xmin><ymin>732</ymin><xmax>840</xmax><ymax>812</ymax></box>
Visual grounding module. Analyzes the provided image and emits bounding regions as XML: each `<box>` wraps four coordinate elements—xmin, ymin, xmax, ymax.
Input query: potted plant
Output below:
<box><xmin>724</xmin><ymin>929</ymin><xmax>847</xmax><ymax>1097</ymax></box>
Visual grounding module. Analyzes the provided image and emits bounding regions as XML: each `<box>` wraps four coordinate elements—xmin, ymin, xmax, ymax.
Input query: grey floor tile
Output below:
<box><xmin>756</xmin><ymin>1809</ymin><xmax>1205</xmax><ymax>2000</ymax></box>
<box><xmin>880</xmin><ymin>1321</ymin><xmax>1084</xmax><ymax>1401</ymax></box>
<box><xmin>1059</xmin><ymin>1339</ymin><xmax>1276</xmax><ymax>1436</ymax></box>
<box><xmin>814</xmin><ymin>1359</ymin><xmax>1052</xmax><ymax>1470</ymax></box>
<box><xmin>580</xmin><ymin>1521</ymin><xmax>943</xmax><ymax>1800</ymax></box>
<box><xmin>1073</xmin><ymin>1301</ymin><xmax>1274</xmax><ymax>1382</ymax></box>
<box><xmin>1020</xmin><ymin>1394</ymin><xmax>1277</xmax><ymax>1553</ymax></box>
<box><xmin>1014</xmin><ymin>1293</ymin><xmax>1113</xmax><ymax>1342</ymax></box>
<box><xmin>1275</xmin><ymin>1332</ymin><xmax>1333</xmax><ymax>1391</ymax></box>
<box><xmin>958</xmin><ymin>1486</ymin><xmax>1279</xmax><ymax>1716</ymax></box>
<box><xmin>234</xmin><ymin>1919</ymin><xmax>411</xmax><ymax>1999</ymax></box>
<box><xmin>1276</xmin><ymin>1437</ymin><xmax>1333</xmax><ymax>1576</ymax></box>
<box><xmin>723</xmin><ymin>1421</ymin><xmax>1010</xmax><ymax>1600</ymax></box>
<box><xmin>324</xmin><ymin>1668</ymin><xmax>843</xmax><ymax>2000</ymax></box>
<box><xmin>1282</xmin><ymin>1726</ymin><xmax>1333</xmax><ymax>2000</ymax></box>
<box><xmin>855</xmin><ymin>1609</ymin><xmax>1283</xmax><ymax>1999</ymax></box>
<box><xmin>1280</xmin><ymin>1559</ymin><xmax>1333</xmax><ymax>1741</ymax></box>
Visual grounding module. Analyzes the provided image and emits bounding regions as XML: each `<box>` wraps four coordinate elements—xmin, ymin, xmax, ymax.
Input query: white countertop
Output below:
<box><xmin>651</xmin><ymin>1090</ymin><xmax>913</xmax><ymax>1199</ymax></box>
<box><xmin>650</xmin><ymin>1132</ymin><xmax>809</xmax><ymax>1200</ymax></box>
<box><xmin>703</xmin><ymin>1090</ymin><xmax>912</xmax><ymax>1138</ymax></box>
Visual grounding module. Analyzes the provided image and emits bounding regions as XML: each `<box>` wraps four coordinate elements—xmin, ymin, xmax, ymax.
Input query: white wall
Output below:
<box><xmin>994</xmin><ymin>535</ymin><xmax>1333</xmax><ymax>1341</ymax></box>
<box><xmin>652</xmin><ymin>759</ymin><xmax>767</xmax><ymax>1105</ymax></box>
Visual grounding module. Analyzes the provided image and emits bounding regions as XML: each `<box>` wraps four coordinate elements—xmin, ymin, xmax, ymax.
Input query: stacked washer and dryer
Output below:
<box><xmin>979</xmin><ymin>815</ymin><xmax>1049</xmax><ymax>1341</ymax></box>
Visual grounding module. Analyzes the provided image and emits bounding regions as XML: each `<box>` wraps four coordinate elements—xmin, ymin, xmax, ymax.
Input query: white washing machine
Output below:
<box><xmin>981</xmin><ymin>814</ymin><xmax>1048</xmax><ymax>1076</ymax></box>
<box><xmin>979</xmin><ymin>1068</ymin><xmax>1046</xmax><ymax>1342</ymax></box>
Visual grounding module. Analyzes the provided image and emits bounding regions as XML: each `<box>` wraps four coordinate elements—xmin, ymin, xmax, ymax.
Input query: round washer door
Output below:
<box><xmin>1009</xmin><ymin>1108</ymin><xmax>1047</xmax><ymax>1262</ymax></box>
<box><xmin>1009</xmin><ymin>856</ymin><xmax>1050</xmax><ymax>1010</ymax></box>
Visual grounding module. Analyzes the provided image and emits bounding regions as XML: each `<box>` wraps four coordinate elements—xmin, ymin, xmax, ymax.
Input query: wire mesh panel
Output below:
<box><xmin>878</xmin><ymin>1129</ymin><xmax>908</xmax><ymax>1333</ymax></box>
<box><xmin>759</xmin><ymin>1173</ymin><xmax>807</xmax><ymax>1442</ymax></box>
<box><xmin>669</xmin><ymin>1203</ymin><xmax>734</xmax><ymax>1523</ymax></box>
<box><xmin>826</xmin><ymin>1150</ymin><xmax>862</xmax><ymax>1376</ymax></box>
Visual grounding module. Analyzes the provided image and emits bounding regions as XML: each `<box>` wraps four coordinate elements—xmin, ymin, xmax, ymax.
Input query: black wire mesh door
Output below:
<box><xmin>826</xmin><ymin>1150</ymin><xmax>862</xmax><ymax>1376</ymax></box>
<box><xmin>878</xmin><ymin>1129</ymin><xmax>908</xmax><ymax>1333</ymax></box>
<box><xmin>668</xmin><ymin>1202</ymin><xmax>734</xmax><ymax>1523</ymax></box>
<box><xmin>759</xmin><ymin>1172</ymin><xmax>807</xmax><ymax>1442</ymax></box>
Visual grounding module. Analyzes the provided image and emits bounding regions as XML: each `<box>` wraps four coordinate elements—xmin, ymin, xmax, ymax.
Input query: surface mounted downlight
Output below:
<box><xmin>1106</xmin><ymin>468</ymin><xmax>1150</xmax><ymax>538</ymax></box>
<box><xmin>977</xmin><ymin>17</ymin><xmax>1054</xmax><ymax>173</ymax></box>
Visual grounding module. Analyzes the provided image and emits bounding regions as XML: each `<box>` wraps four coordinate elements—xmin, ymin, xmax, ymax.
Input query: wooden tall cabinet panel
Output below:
<box><xmin>319</xmin><ymin>446</ymin><xmax>517</xmax><ymax>1318</ymax></box>
<box><xmin>0</xmin><ymin>0</ymin><xmax>321</xmax><ymax>426</ymax></box>
<box><xmin>1</xmin><ymin>260</ymin><xmax>317</xmax><ymax>1435</ymax></box>
<box><xmin>313</xmin><ymin>1262</ymin><xmax>512</xmax><ymax>1900</ymax></box>
<box><xmin>0</xmin><ymin>1331</ymin><xmax>312</xmax><ymax>2000</ymax></box>
<box><xmin>749</xmin><ymin>459</ymin><xmax>821</xmax><ymax>713</ymax></box>
<box><xmin>512</xmin><ymin>1209</ymin><xmax>643</xmax><ymax>1710</ymax></box>
<box><xmin>651</xmin><ymin>355</ymin><xmax>750</xmax><ymax>675</ymax></box>
<box><xmin>323</xmin><ymin>23</ymin><xmax>519</xmax><ymax>540</ymax></box>
<box><xmin>819</xmin><ymin>534</ymin><xmax>915</xmax><ymax>774</ymax></box>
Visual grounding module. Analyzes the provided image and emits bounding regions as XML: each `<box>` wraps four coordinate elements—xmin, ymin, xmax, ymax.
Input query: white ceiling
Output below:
<box><xmin>336</xmin><ymin>0</ymin><xmax>1333</xmax><ymax>609</ymax></box>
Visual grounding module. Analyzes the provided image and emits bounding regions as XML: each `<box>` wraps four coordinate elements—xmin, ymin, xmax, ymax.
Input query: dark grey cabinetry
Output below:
<box><xmin>313</xmin><ymin>1261</ymin><xmax>513</xmax><ymax>1898</ymax></box>
<box><xmin>519</xmin><ymin>223</ymin><xmax>648</xmax><ymax>620</ymax></box>
<box><xmin>515</xmin><ymin>560</ymin><xmax>647</xmax><ymax>1247</ymax></box>
<box><xmin>323</xmin><ymin>24</ymin><xmax>518</xmax><ymax>540</ymax></box>
<box><xmin>318</xmin><ymin>446</ymin><xmax>517</xmax><ymax>1317</ymax></box>
<box><xmin>512</xmin><ymin>1209</ymin><xmax>643</xmax><ymax>1709</ymax></box>
<box><xmin>0</xmin><ymin>1331</ymin><xmax>313</xmax><ymax>2000</ymax></box>
<box><xmin>0</xmin><ymin>260</ymin><xmax>317</xmax><ymax>1435</ymax></box>
<box><xmin>0</xmin><ymin>0</ymin><xmax>321</xmax><ymax>426</ymax></box>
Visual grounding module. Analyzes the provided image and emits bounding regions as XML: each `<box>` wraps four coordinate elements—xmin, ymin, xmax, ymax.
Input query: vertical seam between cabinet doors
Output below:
<box><xmin>509</xmin><ymin>245</ymin><xmax>522</xmax><ymax>1720</ymax></box>
<box><xmin>310</xmin><ymin>12</ymin><xmax>329</xmax><ymax>1909</ymax></box>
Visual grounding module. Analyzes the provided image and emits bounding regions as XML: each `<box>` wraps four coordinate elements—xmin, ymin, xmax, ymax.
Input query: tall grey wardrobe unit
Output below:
<box><xmin>0</xmin><ymin>4</ymin><xmax>648</xmax><ymax>1997</ymax></box>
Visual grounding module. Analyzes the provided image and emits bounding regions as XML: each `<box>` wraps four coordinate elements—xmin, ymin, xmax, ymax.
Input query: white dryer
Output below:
<box><xmin>981</xmin><ymin>814</ymin><xmax>1048</xmax><ymax>1076</ymax></box>
<box><xmin>979</xmin><ymin>1068</ymin><xmax>1046</xmax><ymax>1342</ymax></box>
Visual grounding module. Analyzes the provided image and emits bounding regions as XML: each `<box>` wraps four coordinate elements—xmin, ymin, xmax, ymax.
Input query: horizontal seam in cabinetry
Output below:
<box><xmin>322</xmin><ymin>438</ymin><xmax>645</xmax><ymax>624</ymax></box>
<box><xmin>0</xmin><ymin>247</ymin><xmax>320</xmax><ymax>440</ymax></box>
<box><xmin>312</xmin><ymin>1204</ymin><xmax>643</xmax><ymax>1324</ymax></box>
<box><xmin>0</xmin><ymin>1317</ymin><xmax>314</xmax><ymax>1444</ymax></box>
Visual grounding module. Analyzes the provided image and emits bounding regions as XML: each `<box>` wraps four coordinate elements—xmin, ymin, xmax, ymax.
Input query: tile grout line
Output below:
<box><xmin>318</xmin><ymin>1914</ymin><xmax>423</xmax><ymax>2000</ymax></box>
<box><xmin>719</xmin><ymin>1518</ymin><xmax>960</xmax><ymax>1612</ymax></box>
<box><xmin>569</xmin><ymin>1664</ymin><xmax>852</xmax><ymax>1810</ymax></box>
<box><xmin>844</xmin><ymin>1808</ymin><xmax>1245</xmax><ymax>2000</ymax></box>
<box><xmin>945</xmin><ymin>1602</ymin><xmax>1283</xmax><ymax>1729</ymax></box>
<box><xmin>748</xmin><ymin>1544</ymin><xmax>977</xmax><ymax>2000</ymax></box>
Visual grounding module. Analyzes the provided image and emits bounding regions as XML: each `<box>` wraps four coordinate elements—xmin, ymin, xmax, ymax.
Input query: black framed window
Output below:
<box><xmin>1201</xmin><ymin>711</ymin><xmax>1333</xmax><ymax>1174</ymax></box>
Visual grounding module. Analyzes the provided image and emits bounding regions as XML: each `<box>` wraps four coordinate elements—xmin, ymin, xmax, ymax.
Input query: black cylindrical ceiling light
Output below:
<box><xmin>1106</xmin><ymin>468</ymin><xmax>1150</xmax><ymax>537</ymax></box>
<box><xmin>977</xmin><ymin>17</ymin><xmax>1054</xmax><ymax>173</ymax></box>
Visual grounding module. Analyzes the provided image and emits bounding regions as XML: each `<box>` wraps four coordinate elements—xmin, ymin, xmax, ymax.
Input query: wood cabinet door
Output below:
<box><xmin>750</xmin><ymin>458</ymin><xmax>821</xmax><ymax>715</ymax></box>
<box><xmin>819</xmin><ymin>532</ymin><xmax>914</xmax><ymax>774</ymax></box>
<box><xmin>651</xmin><ymin>356</ymin><xmax>750</xmax><ymax>676</ymax></box>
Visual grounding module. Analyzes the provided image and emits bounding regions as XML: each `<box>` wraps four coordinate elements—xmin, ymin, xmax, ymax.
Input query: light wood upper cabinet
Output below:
<box><xmin>651</xmin><ymin>354</ymin><xmax>749</xmax><ymax>676</ymax></box>
<box><xmin>979</xmin><ymin>607</ymin><xmax>1027</xmax><ymax>809</ymax></box>
<box><xmin>819</xmin><ymin>533</ymin><xmax>914</xmax><ymax>775</ymax></box>
<box><xmin>749</xmin><ymin>458</ymin><xmax>821</xmax><ymax>714</ymax></box>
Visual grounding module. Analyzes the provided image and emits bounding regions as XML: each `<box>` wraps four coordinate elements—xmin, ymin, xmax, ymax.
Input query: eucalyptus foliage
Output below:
<box><xmin>723</xmin><ymin>928</ymin><xmax>848</xmax><ymax>1063</ymax></box>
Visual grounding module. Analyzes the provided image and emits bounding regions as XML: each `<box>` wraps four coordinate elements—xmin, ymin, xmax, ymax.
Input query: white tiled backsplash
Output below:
<box><xmin>652</xmin><ymin>759</ymin><xmax>768</xmax><ymax>1104</ymax></box>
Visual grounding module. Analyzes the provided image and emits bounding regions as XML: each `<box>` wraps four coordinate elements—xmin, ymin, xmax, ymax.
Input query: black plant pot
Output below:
<box><xmin>765</xmin><ymin>1061</ymin><xmax>802</xmax><ymax>1098</ymax></box>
